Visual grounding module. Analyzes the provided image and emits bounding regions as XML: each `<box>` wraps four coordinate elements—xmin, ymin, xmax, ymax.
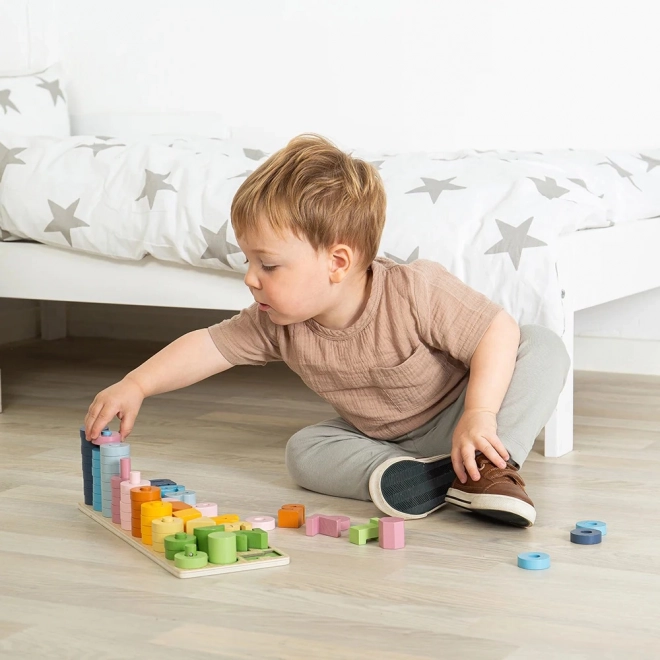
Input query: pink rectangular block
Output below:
<box><xmin>306</xmin><ymin>514</ymin><xmax>320</xmax><ymax>536</ymax></box>
<box><xmin>319</xmin><ymin>516</ymin><xmax>341</xmax><ymax>537</ymax></box>
<box><xmin>333</xmin><ymin>515</ymin><xmax>350</xmax><ymax>531</ymax></box>
<box><xmin>306</xmin><ymin>514</ymin><xmax>351</xmax><ymax>538</ymax></box>
<box><xmin>111</xmin><ymin>475</ymin><xmax>122</xmax><ymax>524</ymax></box>
<box><xmin>379</xmin><ymin>516</ymin><xmax>405</xmax><ymax>549</ymax></box>
<box><xmin>120</xmin><ymin>457</ymin><xmax>131</xmax><ymax>480</ymax></box>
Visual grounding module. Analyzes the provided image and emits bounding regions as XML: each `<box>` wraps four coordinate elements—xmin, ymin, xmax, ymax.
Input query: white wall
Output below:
<box><xmin>54</xmin><ymin>0</ymin><xmax>660</xmax><ymax>153</ymax></box>
<box><xmin>1</xmin><ymin>0</ymin><xmax>659</xmax><ymax>361</ymax></box>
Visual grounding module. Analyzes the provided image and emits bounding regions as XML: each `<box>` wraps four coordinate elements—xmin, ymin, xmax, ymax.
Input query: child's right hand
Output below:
<box><xmin>84</xmin><ymin>377</ymin><xmax>145</xmax><ymax>441</ymax></box>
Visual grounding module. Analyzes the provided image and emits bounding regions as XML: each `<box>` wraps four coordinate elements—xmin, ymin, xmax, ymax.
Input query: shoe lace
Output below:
<box><xmin>478</xmin><ymin>459</ymin><xmax>526</xmax><ymax>488</ymax></box>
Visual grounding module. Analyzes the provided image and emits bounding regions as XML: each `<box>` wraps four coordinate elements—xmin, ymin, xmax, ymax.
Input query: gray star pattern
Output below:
<box><xmin>568</xmin><ymin>178</ymin><xmax>588</xmax><ymax>190</ymax></box>
<box><xmin>0</xmin><ymin>89</ymin><xmax>20</xmax><ymax>114</ymax></box>
<box><xmin>369</xmin><ymin>160</ymin><xmax>385</xmax><ymax>170</ymax></box>
<box><xmin>76</xmin><ymin>142</ymin><xmax>125</xmax><ymax>157</ymax></box>
<box><xmin>485</xmin><ymin>217</ymin><xmax>547</xmax><ymax>271</ymax></box>
<box><xmin>229</xmin><ymin>170</ymin><xmax>253</xmax><ymax>179</ymax></box>
<box><xmin>385</xmin><ymin>247</ymin><xmax>419</xmax><ymax>264</ymax></box>
<box><xmin>244</xmin><ymin>148</ymin><xmax>268</xmax><ymax>161</ymax></box>
<box><xmin>0</xmin><ymin>142</ymin><xmax>26</xmax><ymax>183</ymax></box>
<box><xmin>36</xmin><ymin>78</ymin><xmax>65</xmax><ymax>105</ymax></box>
<box><xmin>406</xmin><ymin>177</ymin><xmax>466</xmax><ymax>204</ymax></box>
<box><xmin>44</xmin><ymin>199</ymin><xmax>89</xmax><ymax>246</ymax></box>
<box><xmin>637</xmin><ymin>154</ymin><xmax>660</xmax><ymax>173</ymax></box>
<box><xmin>528</xmin><ymin>177</ymin><xmax>569</xmax><ymax>199</ymax></box>
<box><xmin>95</xmin><ymin>136</ymin><xmax>115</xmax><ymax>141</ymax></box>
<box><xmin>200</xmin><ymin>221</ymin><xmax>242</xmax><ymax>267</ymax></box>
<box><xmin>598</xmin><ymin>157</ymin><xmax>642</xmax><ymax>191</ymax></box>
<box><xmin>136</xmin><ymin>170</ymin><xmax>177</xmax><ymax>209</ymax></box>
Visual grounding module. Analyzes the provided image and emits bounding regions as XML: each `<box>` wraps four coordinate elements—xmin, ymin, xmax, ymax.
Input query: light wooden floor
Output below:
<box><xmin>1</xmin><ymin>338</ymin><xmax>659</xmax><ymax>659</ymax></box>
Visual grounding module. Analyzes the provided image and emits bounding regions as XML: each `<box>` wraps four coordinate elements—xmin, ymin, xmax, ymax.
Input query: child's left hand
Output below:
<box><xmin>451</xmin><ymin>410</ymin><xmax>509</xmax><ymax>483</ymax></box>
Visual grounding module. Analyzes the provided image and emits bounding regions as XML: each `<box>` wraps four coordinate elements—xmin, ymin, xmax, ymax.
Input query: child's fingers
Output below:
<box><xmin>479</xmin><ymin>441</ymin><xmax>507</xmax><ymax>470</ymax></box>
<box><xmin>89</xmin><ymin>405</ymin><xmax>116</xmax><ymax>441</ymax></box>
<box><xmin>461</xmin><ymin>446</ymin><xmax>481</xmax><ymax>481</ymax></box>
<box><xmin>488</xmin><ymin>435</ymin><xmax>510</xmax><ymax>462</ymax></box>
<box><xmin>451</xmin><ymin>449</ymin><xmax>467</xmax><ymax>484</ymax></box>
<box><xmin>118</xmin><ymin>410</ymin><xmax>136</xmax><ymax>439</ymax></box>
<box><xmin>84</xmin><ymin>403</ymin><xmax>103</xmax><ymax>440</ymax></box>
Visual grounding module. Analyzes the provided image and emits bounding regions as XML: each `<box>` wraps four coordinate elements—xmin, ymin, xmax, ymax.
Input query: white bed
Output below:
<box><xmin>2</xmin><ymin>215</ymin><xmax>659</xmax><ymax>457</ymax></box>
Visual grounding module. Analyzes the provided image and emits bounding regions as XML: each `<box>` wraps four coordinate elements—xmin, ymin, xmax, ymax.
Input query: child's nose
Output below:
<box><xmin>244</xmin><ymin>266</ymin><xmax>261</xmax><ymax>289</ymax></box>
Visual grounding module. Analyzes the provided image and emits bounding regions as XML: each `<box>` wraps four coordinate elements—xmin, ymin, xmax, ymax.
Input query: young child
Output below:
<box><xmin>85</xmin><ymin>134</ymin><xmax>570</xmax><ymax>528</ymax></box>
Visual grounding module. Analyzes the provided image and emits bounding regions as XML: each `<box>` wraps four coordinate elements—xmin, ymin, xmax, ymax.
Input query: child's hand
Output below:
<box><xmin>84</xmin><ymin>377</ymin><xmax>145</xmax><ymax>441</ymax></box>
<box><xmin>451</xmin><ymin>409</ymin><xmax>509</xmax><ymax>483</ymax></box>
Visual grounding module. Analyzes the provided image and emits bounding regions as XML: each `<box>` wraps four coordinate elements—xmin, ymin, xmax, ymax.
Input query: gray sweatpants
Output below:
<box><xmin>285</xmin><ymin>325</ymin><xmax>571</xmax><ymax>501</ymax></box>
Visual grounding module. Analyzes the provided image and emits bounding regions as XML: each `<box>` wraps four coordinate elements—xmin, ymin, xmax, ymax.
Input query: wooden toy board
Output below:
<box><xmin>78</xmin><ymin>503</ymin><xmax>290</xmax><ymax>579</ymax></box>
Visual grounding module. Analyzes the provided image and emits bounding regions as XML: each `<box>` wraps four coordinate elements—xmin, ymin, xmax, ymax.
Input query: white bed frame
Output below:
<box><xmin>1</xmin><ymin>216</ymin><xmax>659</xmax><ymax>456</ymax></box>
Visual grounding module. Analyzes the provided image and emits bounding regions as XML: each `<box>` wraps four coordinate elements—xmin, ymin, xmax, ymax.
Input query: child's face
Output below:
<box><xmin>237</xmin><ymin>221</ymin><xmax>338</xmax><ymax>325</ymax></box>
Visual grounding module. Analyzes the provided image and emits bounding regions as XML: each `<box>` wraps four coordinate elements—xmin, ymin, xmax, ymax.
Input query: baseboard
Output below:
<box><xmin>574</xmin><ymin>336</ymin><xmax>660</xmax><ymax>376</ymax></box>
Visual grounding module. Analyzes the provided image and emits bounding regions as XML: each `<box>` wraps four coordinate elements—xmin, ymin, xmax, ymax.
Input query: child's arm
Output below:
<box><xmin>451</xmin><ymin>310</ymin><xmax>520</xmax><ymax>482</ymax></box>
<box><xmin>85</xmin><ymin>329</ymin><xmax>232</xmax><ymax>441</ymax></box>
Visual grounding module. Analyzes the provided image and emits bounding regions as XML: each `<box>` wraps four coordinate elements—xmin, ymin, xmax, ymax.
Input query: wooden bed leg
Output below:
<box><xmin>40</xmin><ymin>301</ymin><xmax>67</xmax><ymax>340</ymax></box>
<box><xmin>544</xmin><ymin>306</ymin><xmax>575</xmax><ymax>457</ymax></box>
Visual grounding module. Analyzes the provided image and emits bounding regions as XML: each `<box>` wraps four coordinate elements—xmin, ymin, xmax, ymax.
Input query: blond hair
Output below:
<box><xmin>231</xmin><ymin>134</ymin><xmax>386</xmax><ymax>269</ymax></box>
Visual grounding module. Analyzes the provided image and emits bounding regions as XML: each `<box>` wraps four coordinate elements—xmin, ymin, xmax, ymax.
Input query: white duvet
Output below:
<box><xmin>1</xmin><ymin>132</ymin><xmax>659</xmax><ymax>335</ymax></box>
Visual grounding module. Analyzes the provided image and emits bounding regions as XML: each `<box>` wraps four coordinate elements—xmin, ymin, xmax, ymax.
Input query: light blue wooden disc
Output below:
<box><xmin>576</xmin><ymin>520</ymin><xmax>607</xmax><ymax>536</ymax></box>
<box><xmin>517</xmin><ymin>552</ymin><xmax>550</xmax><ymax>570</ymax></box>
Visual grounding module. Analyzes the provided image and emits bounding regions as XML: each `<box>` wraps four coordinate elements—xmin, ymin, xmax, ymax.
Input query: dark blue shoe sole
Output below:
<box><xmin>372</xmin><ymin>456</ymin><xmax>456</xmax><ymax>518</ymax></box>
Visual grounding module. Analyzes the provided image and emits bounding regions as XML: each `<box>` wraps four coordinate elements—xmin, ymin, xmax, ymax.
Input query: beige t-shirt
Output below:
<box><xmin>208</xmin><ymin>257</ymin><xmax>502</xmax><ymax>440</ymax></box>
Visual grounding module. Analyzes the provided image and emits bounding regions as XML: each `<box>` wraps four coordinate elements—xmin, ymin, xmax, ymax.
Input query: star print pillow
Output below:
<box><xmin>0</xmin><ymin>63</ymin><xmax>70</xmax><ymax>137</ymax></box>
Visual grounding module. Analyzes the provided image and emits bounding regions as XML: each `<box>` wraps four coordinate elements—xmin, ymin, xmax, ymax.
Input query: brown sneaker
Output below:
<box><xmin>445</xmin><ymin>454</ymin><xmax>536</xmax><ymax>527</ymax></box>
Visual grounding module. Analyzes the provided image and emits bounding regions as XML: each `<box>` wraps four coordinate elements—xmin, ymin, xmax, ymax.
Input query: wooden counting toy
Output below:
<box><xmin>379</xmin><ymin>517</ymin><xmax>405</xmax><ymax>550</ymax></box>
<box><xmin>349</xmin><ymin>518</ymin><xmax>380</xmax><ymax>545</ymax></box>
<box><xmin>213</xmin><ymin>514</ymin><xmax>240</xmax><ymax>524</ymax></box>
<box><xmin>195</xmin><ymin>502</ymin><xmax>218</xmax><ymax>517</ymax></box>
<box><xmin>306</xmin><ymin>514</ymin><xmax>351</xmax><ymax>538</ymax></box>
<box><xmin>245</xmin><ymin>515</ymin><xmax>276</xmax><ymax>531</ymax></box>
<box><xmin>174</xmin><ymin>543</ymin><xmax>208</xmax><ymax>569</ymax></box>
<box><xmin>278</xmin><ymin>503</ymin><xmax>306</xmax><ymax>528</ymax></box>
<box><xmin>185</xmin><ymin>516</ymin><xmax>216</xmax><ymax>535</ymax></box>
<box><xmin>305</xmin><ymin>513</ymin><xmax>351</xmax><ymax>538</ymax></box>
<box><xmin>172</xmin><ymin>507</ymin><xmax>201</xmax><ymax>527</ymax></box>
<box><xmin>78</xmin><ymin>427</ymin><xmax>289</xmax><ymax>578</ymax></box>
<box><xmin>220</xmin><ymin>520</ymin><xmax>253</xmax><ymax>532</ymax></box>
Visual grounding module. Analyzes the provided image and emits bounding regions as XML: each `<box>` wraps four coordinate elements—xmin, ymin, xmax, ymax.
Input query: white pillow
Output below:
<box><xmin>0</xmin><ymin>63</ymin><xmax>70</xmax><ymax>137</ymax></box>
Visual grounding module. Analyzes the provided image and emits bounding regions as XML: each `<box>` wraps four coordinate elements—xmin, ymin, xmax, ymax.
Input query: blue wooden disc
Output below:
<box><xmin>576</xmin><ymin>520</ymin><xmax>607</xmax><ymax>536</ymax></box>
<box><xmin>181</xmin><ymin>490</ymin><xmax>197</xmax><ymax>505</ymax></box>
<box><xmin>570</xmin><ymin>528</ymin><xmax>602</xmax><ymax>544</ymax></box>
<box><xmin>517</xmin><ymin>552</ymin><xmax>550</xmax><ymax>570</ymax></box>
<box><xmin>150</xmin><ymin>479</ymin><xmax>177</xmax><ymax>487</ymax></box>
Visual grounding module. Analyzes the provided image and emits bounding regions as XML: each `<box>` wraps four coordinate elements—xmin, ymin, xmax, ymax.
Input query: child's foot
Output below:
<box><xmin>445</xmin><ymin>454</ymin><xmax>536</xmax><ymax>527</ymax></box>
<box><xmin>368</xmin><ymin>454</ymin><xmax>455</xmax><ymax>520</ymax></box>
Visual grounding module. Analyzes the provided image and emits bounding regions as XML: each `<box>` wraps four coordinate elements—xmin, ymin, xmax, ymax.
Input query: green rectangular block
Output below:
<box><xmin>234</xmin><ymin>531</ymin><xmax>249</xmax><ymax>552</ymax></box>
<box><xmin>243</xmin><ymin>528</ymin><xmax>269</xmax><ymax>549</ymax></box>
<box><xmin>349</xmin><ymin>519</ymin><xmax>379</xmax><ymax>545</ymax></box>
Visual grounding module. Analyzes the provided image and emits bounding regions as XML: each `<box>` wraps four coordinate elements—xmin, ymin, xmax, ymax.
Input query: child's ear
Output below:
<box><xmin>328</xmin><ymin>244</ymin><xmax>353</xmax><ymax>283</ymax></box>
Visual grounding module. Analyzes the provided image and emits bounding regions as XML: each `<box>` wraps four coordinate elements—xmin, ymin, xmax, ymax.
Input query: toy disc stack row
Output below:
<box><xmin>100</xmin><ymin>439</ymin><xmax>130</xmax><ymax>518</ymax></box>
<box><xmin>80</xmin><ymin>426</ymin><xmax>108</xmax><ymax>507</ymax></box>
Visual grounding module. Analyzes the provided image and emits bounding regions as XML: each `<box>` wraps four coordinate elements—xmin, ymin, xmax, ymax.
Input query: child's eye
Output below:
<box><xmin>261</xmin><ymin>264</ymin><xmax>277</xmax><ymax>272</ymax></box>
